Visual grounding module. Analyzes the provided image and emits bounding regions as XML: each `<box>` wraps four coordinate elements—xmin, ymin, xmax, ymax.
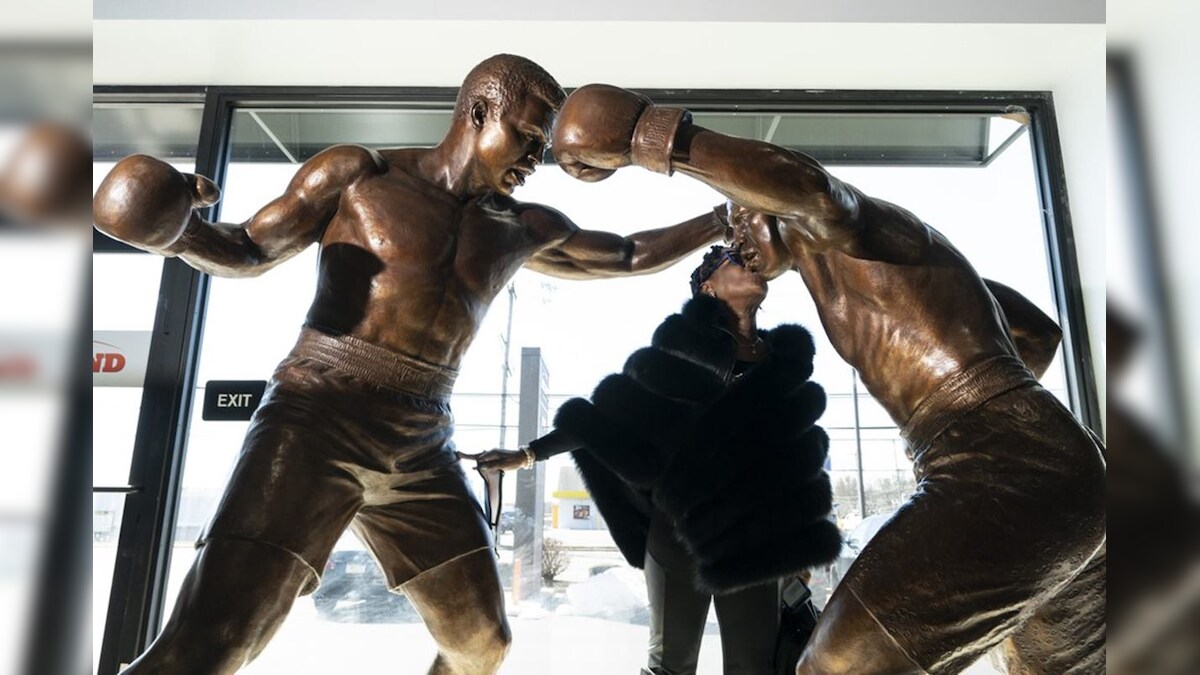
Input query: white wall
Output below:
<box><xmin>93</xmin><ymin>20</ymin><xmax>1107</xmax><ymax>405</ymax></box>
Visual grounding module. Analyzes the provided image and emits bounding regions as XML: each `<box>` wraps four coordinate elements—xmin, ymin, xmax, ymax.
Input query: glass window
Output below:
<box><xmin>92</xmin><ymin>100</ymin><xmax>202</xmax><ymax>674</ymax></box>
<box><xmin>153</xmin><ymin>103</ymin><xmax>1066</xmax><ymax>675</ymax></box>
<box><xmin>162</xmin><ymin>116</ymin><xmax>322</xmax><ymax>620</ymax></box>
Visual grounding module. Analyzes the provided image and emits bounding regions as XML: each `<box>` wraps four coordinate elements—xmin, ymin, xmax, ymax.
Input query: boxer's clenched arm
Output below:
<box><xmin>521</xmin><ymin>203</ymin><xmax>726</xmax><ymax>279</ymax></box>
<box><xmin>671</xmin><ymin>125</ymin><xmax>866</xmax><ymax>247</ymax></box>
<box><xmin>551</xmin><ymin>84</ymin><xmax>863</xmax><ymax>249</ymax></box>
<box><xmin>94</xmin><ymin>145</ymin><xmax>386</xmax><ymax>278</ymax></box>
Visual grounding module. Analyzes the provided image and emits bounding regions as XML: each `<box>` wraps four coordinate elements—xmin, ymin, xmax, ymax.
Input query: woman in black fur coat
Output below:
<box><xmin>464</xmin><ymin>246</ymin><xmax>840</xmax><ymax>674</ymax></box>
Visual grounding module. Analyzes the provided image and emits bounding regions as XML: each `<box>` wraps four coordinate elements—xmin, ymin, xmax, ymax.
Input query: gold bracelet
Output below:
<box><xmin>519</xmin><ymin>445</ymin><xmax>536</xmax><ymax>470</ymax></box>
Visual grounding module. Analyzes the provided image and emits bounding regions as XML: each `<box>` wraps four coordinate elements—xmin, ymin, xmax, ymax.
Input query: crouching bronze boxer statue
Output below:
<box><xmin>92</xmin><ymin>58</ymin><xmax>726</xmax><ymax>675</ymax></box>
<box><xmin>551</xmin><ymin>84</ymin><xmax>1105</xmax><ymax>674</ymax></box>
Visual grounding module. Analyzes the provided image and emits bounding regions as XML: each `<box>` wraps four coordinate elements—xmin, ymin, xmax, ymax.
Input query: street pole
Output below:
<box><xmin>498</xmin><ymin>283</ymin><xmax>516</xmax><ymax>448</ymax></box>
<box><xmin>852</xmin><ymin>369</ymin><xmax>867</xmax><ymax>518</ymax></box>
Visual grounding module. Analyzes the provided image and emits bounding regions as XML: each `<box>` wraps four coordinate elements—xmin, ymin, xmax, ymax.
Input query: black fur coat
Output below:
<box><xmin>556</xmin><ymin>295</ymin><xmax>842</xmax><ymax>594</ymax></box>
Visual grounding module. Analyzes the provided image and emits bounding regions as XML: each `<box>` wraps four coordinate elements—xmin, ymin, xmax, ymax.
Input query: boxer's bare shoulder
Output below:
<box><xmin>302</xmin><ymin>144</ymin><xmax>388</xmax><ymax>185</ymax></box>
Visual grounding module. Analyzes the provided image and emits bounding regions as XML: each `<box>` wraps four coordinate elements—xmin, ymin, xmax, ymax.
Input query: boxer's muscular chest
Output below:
<box><xmin>322</xmin><ymin>168</ymin><xmax>539</xmax><ymax>309</ymax></box>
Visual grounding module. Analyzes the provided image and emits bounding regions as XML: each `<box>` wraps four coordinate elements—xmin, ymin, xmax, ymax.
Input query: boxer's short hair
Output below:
<box><xmin>456</xmin><ymin>54</ymin><xmax>566</xmax><ymax>121</ymax></box>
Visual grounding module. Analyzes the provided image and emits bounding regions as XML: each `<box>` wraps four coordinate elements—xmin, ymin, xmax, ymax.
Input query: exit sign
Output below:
<box><xmin>202</xmin><ymin>380</ymin><xmax>268</xmax><ymax>421</ymax></box>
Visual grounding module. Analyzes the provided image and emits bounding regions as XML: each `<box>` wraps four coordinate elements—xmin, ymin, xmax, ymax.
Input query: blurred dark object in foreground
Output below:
<box><xmin>1107</xmin><ymin>5</ymin><xmax>1200</xmax><ymax>665</ymax></box>
<box><xmin>1108</xmin><ymin>306</ymin><xmax>1200</xmax><ymax>674</ymax></box>
<box><xmin>0</xmin><ymin>40</ymin><xmax>90</xmax><ymax>232</ymax></box>
<box><xmin>0</xmin><ymin>122</ymin><xmax>91</xmax><ymax>227</ymax></box>
<box><xmin>0</xmin><ymin>35</ymin><xmax>91</xmax><ymax>675</ymax></box>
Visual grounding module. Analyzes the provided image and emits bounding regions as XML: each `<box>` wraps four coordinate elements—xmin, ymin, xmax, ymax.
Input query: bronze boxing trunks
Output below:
<box><xmin>198</xmin><ymin>327</ymin><xmax>493</xmax><ymax>594</ymax></box>
<box><xmin>839</xmin><ymin>354</ymin><xmax>1106</xmax><ymax>673</ymax></box>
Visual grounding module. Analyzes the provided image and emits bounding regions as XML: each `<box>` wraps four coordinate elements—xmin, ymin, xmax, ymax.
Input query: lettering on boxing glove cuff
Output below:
<box><xmin>631</xmin><ymin>106</ymin><xmax>692</xmax><ymax>175</ymax></box>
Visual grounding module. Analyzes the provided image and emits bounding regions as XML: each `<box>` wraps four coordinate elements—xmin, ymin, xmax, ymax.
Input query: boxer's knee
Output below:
<box><xmin>437</xmin><ymin>614</ymin><xmax>512</xmax><ymax>674</ymax></box>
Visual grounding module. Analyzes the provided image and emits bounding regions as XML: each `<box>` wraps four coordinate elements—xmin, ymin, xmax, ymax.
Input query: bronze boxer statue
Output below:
<box><xmin>92</xmin><ymin>58</ymin><xmax>726</xmax><ymax>675</ymax></box>
<box><xmin>552</xmin><ymin>84</ymin><xmax>1105</xmax><ymax>674</ymax></box>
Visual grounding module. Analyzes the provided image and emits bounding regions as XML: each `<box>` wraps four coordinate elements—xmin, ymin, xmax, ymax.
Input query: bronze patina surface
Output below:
<box><xmin>93</xmin><ymin>59</ymin><xmax>725</xmax><ymax>675</ymax></box>
<box><xmin>552</xmin><ymin>83</ymin><xmax>1106</xmax><ymax>674</ymax></box>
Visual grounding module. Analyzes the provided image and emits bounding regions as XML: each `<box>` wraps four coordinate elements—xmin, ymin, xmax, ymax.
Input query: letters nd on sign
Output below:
<box><xmin>202</xmin><ymin>380</ymin><xmax>268</xmax><ymax>421</ymax></box>
<box><xmin>92</xmin><ymin>331</ymin><xmax>153</xmax><ymax>387</ymax></box>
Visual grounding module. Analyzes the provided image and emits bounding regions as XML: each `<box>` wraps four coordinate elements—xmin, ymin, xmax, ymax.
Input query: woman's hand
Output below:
<box><xmin>457</xmin><ymin>449</ymin><xmax>529</xmax><ymax>472</ymax></box>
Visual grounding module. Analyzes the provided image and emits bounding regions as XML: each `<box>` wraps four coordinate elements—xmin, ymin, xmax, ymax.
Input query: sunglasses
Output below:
<box><xmin>718</xmin><ymin>249</ymin><xmax>745</xmax><ymax>268</ymax></box>
<box><xmin>475</xmin><ymin>465</ymin><xmax>504</xmax><ymax>536</ymax></box>
<box><xmin>696</xmin><ymin>249</ymin><xmax>746</xmax><ymax>289</ymax></box>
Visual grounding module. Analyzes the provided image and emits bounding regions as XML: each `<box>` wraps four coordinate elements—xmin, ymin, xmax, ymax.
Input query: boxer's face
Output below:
<box><xmin>471</xmin><ymin>94</ymin><xmax>554</xmax><ymax>196</ymax></box>
<box><xmin>730</xmin><ymin>205</ymin><xmax>792</xmax><ymax>280</ymax></box>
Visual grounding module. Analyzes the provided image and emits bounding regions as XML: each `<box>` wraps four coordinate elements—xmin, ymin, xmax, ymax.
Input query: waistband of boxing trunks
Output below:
<box><xmin>901</xmin><ymin>353</ymin><xmax>1036</xmax><ymax>457</ymax></box>
<box><xmin>291</xmin><ymin>326</ymin><xmax>457</xmax><ymax>401</ymax></box>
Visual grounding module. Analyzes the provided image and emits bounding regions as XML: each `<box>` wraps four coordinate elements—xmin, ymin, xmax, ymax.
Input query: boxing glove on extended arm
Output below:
<box><xmin>552</xmin><ymin>84</ymin><xmax>691</xmax><ymax>181</ymax></box>
<box><xmin>93</xmin><ymin>154</ymin><xmax>220</xmax><ymax>253</ymax></box>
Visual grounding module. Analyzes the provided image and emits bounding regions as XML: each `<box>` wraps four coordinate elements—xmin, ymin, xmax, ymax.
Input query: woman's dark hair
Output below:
<box><xmin>690</xmin><ymin>245</ymin><xmax>734</xmax><ymax>296</ymax></box>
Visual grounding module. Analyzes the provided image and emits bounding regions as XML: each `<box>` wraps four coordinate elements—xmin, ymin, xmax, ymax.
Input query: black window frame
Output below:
<box><xmin>92</xmin><ymin>85</ymin><xmax>1101</xmax><ymax>675</ymax></box>
<box><xmin>94</xmin><ymin>87</ymin><xmax>220</xmax><ymax>675</ymax></box>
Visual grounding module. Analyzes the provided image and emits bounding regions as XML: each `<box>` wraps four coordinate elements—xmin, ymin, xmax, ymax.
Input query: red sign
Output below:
<box><xmin>92</xmin><ymin>331</ymin><xmax>152</xmax><ymax>387</ymax></box>
<box><xmin>92</xmin><ymin>341</ymin><xmax>127</xmax><ymax>373</ymax></box>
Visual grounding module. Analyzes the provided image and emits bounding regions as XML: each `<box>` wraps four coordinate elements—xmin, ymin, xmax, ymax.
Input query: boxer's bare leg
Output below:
<box><xmin>402</xmin><ymin>548</ymin><xmax>511</xmax><ymax>675</ymax></box>
<box><xmin>795</xmin><ymin>585</ymin><xmax>923</xmax><ymax>675</ymax></box>
<box><xmin>1002</xmin><ymin>546</ymin><xmax>1106</xmax><ymax>674</ymax></box>
<box><xmin>124</xmin><ymin>539</ymin><xmax>315</xmax><ymax>674</ymax></box>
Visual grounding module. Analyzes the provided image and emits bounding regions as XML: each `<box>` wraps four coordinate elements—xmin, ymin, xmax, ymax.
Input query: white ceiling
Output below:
<box><xmin>93</xmin><ymin>21</ymin><xmax>1099</xmax><ymax>91</ymax></box>
<box><xmin>94</xmin><ymin>0</ymin><xmax>1103</xmax><ymax>23</ymax></box>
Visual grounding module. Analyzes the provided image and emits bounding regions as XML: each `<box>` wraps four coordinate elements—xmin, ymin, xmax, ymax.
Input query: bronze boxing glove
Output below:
<box><xmin>552</xmin><ymin>84</ymin><xmax>691</xmax><ymax>182</ymax></box>
<box><xmin>93</xmin><ymin>154</ymin><xmax>220</xmax><ymax>252</ymax></box>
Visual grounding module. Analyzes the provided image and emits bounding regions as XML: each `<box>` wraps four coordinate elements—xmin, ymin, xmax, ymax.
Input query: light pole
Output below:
<box><xmin>498</xmin><ymin>283</ymin><xmax>517</xmax><ymax>448</ymax></box>
<box><xmin>852</xmin><ymin>369</ymin><xmax>867</xmax><ymax>518</ymax></box>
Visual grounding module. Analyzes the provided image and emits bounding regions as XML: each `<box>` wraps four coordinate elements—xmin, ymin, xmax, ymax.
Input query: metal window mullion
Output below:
<box><xmin>1027</xmin><ymin>96</ymin><xmax>1103</xmax><ymax>435</ymax></box>
<box><xmin>97</xmin><ymin>255</ymin><xmax>209</xmax><ymax>675</ymax></box>
<box><xmin>97</xmin><ymin>88</ymin><xmax>230</xmax><ymax>675</ymax></box>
